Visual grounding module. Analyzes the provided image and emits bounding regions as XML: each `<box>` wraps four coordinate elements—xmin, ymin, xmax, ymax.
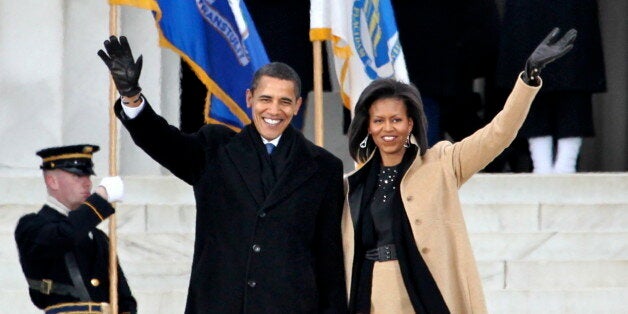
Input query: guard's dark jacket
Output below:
<box><xmin>14</xmin><ymin>194</ymin><xmax>137</xmax><ymax>313</ymax></box>
<box><xmin>115</xmin><ymin>99</ymin><xmax>347</xmax><ymax>313</ymax></box>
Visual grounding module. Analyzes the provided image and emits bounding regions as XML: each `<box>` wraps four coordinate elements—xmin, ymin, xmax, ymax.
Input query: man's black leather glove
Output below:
<box><xmin>522</xmin><ymin>27</ymin><xmax>577</xmax><ymax>86</ymax></box>
<box><xmin>98</xmin><ymin>36</ymin><xmax>143</xmax><ymax>97</ymax></box>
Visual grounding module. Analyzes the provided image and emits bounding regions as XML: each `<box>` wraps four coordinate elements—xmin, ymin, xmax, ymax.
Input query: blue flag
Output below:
<box><xmin>112</xmin><ymin>0</ymin><xmax>269</xmax><ymax>130</ymax></box>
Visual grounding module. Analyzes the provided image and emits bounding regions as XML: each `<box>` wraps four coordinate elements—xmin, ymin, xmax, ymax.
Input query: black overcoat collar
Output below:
<box><xmin>346</xmin><ymin>151</ymin><xmax>382</xmax><ymax>230</ymax></box>
<box><xmin>224</xmin><ymin>124</ymin><xmax>318</xmax><ymax>211</ymax></box>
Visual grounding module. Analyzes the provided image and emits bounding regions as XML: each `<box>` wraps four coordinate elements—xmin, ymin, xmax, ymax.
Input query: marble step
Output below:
<box><xmin>2</xmin><ymin>174</ymin><xmax>626</xmax><ymax>313</ymax></box>
<box><xmin>4</xmin><ymin>258</ymin><xmax>625</xmax><ymax>293</ymax></box>
<box><xmin>0</xmin><ymin>233</ymin><xmax>194</xmax><ymax>264</ymax></box>
<box><xmin>485</xmin><ymin>288</ymin><xmax>628</xmax><ymax>314</ymax></box>
<box><xmin>459</xmin><ymin>173</ymin><xmax>628</xmax><ymax>204</ymax></box>
<box><xmin>2</xmin><ymin>231</ymin><xmax>626</xmax><ymax>263</ymax></box>
<box><xmin>3</xmin><ymin>173</ymin><xmax>628</xmax><ymax>205</ymax></box>
<box><xmin>0</xmin><ymin>176</ymin><xmax>195</xmax><ymax>206</ymax></box>
<box><xmin>0</xmin><ymin>290</ymin><xmax>188</xmax><ymax>314</ymax></box>
<box><xmin>3</xmin><ymin>231</ymin><xmax>627</xmax><ymax>293</ymax></box>
<box><xmin>3</xmin><ymin>286</ymin><xmax>627</xmax><ymax>314</ymax></box>
<box><xmin>2</xmin><ymin>201</ymin><xmax>627</xmax><ymax>235</ymax></box>
<box><xmin>478</xmin><ymin>260</ymin><xmax>628</xmax><ymax>290</ymax></box>
<box><xmin>469</xmin><ymin>232</ymin><xmax>628</xmax><ymax>261</ymax></box>
<box><xmin>4</xmin><ymin>255</ymin><xmax>628</xmax><ymax>313</ymax></box>
<box><xmin>463</xmin><ymin>203</ymin><xmax>628</xmax><ymax>232</ymax></box>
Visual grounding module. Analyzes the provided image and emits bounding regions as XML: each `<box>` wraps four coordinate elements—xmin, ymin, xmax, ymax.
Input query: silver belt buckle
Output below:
<box><xmin>378</xmin><ymin>245</ymin><xmax>393</xmax><ymax>261</ymax></box>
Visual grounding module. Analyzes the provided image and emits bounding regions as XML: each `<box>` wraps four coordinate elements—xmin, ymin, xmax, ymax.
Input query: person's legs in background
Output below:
<box><xmin>521</xmin><ymin>93</ymin><xmax>553</xmax><ymax>173</ymax></box>
<box><xmin>528</xmin><ymin>92</ymin><xmax>594</xmax><ymax>173</ymax></box>
<box><xmin>554</xmin><ymin>137</ymin><xmax>583</xmax><ymax>173</ymax></box>
<box><xmin>528</xmin><ymin>135</ymin><xmax>553</xmax><ymax>174</ymax></box>
<box><xmin>553</xmin><ymin>92</ymin><xmax>594</xmax><ymax>173</ymax></box>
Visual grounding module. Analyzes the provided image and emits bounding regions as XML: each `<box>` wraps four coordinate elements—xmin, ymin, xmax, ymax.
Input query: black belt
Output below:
<box><xmin>27</xmin><ymin>278</ymin><xmax>82</xmax><ymax>299</ymax></box>
<box><xmin>365</xmin><ymin>244</ymin><xmax>397</xmax><ymax>261</ymax></box>
<box><xmin>27</xmin><ymin>252</ymin><xmax>91</xmax><ymax>301</ymax></box>
<box><xmin>44</xmin><ymin>302</ymin><xmax>106</xmax><ymax>314</ymax></box>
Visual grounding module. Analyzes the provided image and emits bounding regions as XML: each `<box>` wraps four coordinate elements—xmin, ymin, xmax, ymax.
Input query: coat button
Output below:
<box><xmin>247</xmin><ymin>280</ymin><xmax>257</xmax><ymax>288</ymax></box>
<box><xmin>252</xmin><ymin>244</ymin><xmax>261</xmax><ymax>253</ymax></box>
<box><xmin>421</xmin><ymin>247</ymin><xmax>430</xmax><ymax>254</ymax></box>
<box><xmin>406</xmin><ymin>195</ymin><xmax>414</xmax><ymax>202</ymax></box>
<box><xmin>90</xmin><ymin>278</ymin><xmax>100</xmax><ymax>287</ymax></box>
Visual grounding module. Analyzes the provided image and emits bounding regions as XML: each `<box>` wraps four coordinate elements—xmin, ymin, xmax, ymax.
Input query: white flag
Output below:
<box><xmin>310</xmin><ymin>0</ymin><xmax>409</xmax><ymax>111</ymax></box>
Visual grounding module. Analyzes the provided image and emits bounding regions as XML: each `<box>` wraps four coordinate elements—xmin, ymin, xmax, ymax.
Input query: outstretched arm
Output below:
<box><xmin>447</xmin><ymin>27</ymin><xmax>577</xmax><ymax>183</ymax></box>
<box><xmin>98</xmin><ymin>36</ymin><xmax>207</xmax><ymax>184</ymax></box>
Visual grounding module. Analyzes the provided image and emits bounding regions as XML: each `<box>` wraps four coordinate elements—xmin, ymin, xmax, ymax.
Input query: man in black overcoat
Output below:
<box><xmin>14</xmin><ymin>144</ymin><xmax>137</xmax><ymax>314</ymax></box>
<box><xmin>98</xmin><ymin>36</ymin><xmax>347</xmax><ymax>313</ymax></box>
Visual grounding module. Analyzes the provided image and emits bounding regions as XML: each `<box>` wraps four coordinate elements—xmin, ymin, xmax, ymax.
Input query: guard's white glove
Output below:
<box><xmin>98</xmin><ymin>176</ymin><xmax>124</xmax><ymax>202</ymax></box>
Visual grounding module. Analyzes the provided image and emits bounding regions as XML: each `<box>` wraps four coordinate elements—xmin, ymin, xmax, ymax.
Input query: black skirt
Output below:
<box><xmin>520</xmin><ymin>91</ymin><xmax>595</xmax><ymax>139</ymax></box>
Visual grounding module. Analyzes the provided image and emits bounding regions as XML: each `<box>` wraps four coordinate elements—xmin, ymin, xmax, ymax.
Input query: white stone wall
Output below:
<box><xmin>0</xmin><ymin>1</ymin><xmax>64</xmax><ymax>175</ymax></box>
<box><xmin>0</xmin><ymin>2</ymin><xmax>179</xmax><ymax>176</ymax></box>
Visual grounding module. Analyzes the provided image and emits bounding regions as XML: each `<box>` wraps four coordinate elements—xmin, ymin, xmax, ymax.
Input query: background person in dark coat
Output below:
<box><xmin>494</xmin><ymin>0</ymin><xmax>606</xmax><ymax>173</ymax></box>
<box><xmin>98</xmin><ymin>36</ymin><xmax>347</xmax><ymax>313</ymax></box>
<box><xmin>391</xmin><ymin>0</ymin><xmax>500</xmax><ymax>146</ymax></box>
<box><xmin>14</xmin><ymin>144</ymin><xmax>137</xmax><ymax>314</ymax></box>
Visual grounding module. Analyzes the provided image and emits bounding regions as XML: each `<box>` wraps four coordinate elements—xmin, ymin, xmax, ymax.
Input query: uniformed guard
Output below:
<box><xmin>14</xmin><ymin>144</ymin><xmax>137</xmax><ymax>314</ymax></box>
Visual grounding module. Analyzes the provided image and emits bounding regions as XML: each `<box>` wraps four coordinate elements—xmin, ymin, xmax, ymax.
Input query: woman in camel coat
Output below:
<box><xmin>342</xmin><ymin>28</ymin><xmax>576</xmax><ymax>313</ymax></box>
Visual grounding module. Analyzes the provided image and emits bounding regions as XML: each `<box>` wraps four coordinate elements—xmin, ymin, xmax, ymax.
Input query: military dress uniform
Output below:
<box><xmin>14</xmin><ymin>145</ymin><xmax>136</xmax><ymax>314</ymax></box>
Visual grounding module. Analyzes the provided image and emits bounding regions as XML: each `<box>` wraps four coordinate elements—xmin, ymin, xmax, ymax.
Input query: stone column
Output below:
<box><xmin>63</xmin><ymin>0</ymin><xmax>112</xmax><ymax>176</ymax></box>
<box><xmin>0</xmin><ymin>1</ymin><xmax>64</xmax><ymax>175</ymax></box>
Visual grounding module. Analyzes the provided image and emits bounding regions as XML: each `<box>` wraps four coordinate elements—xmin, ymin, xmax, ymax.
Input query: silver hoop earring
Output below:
<box><xmin>359</xmin><ymin>134</ymin><xmax>369</xmax><ymax>148</ymax></box>
<box><xmin>404</xmin><ymin>133</ymin><xmax>411</xmax><ymax>148</ymax></box>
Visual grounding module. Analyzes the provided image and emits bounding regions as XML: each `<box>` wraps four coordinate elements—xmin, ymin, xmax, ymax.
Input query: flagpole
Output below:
<box><xmin>107</xmin><ymin>4</ymin><xmax>120</xmax><ymax>314</ymax></box>
<box><xmin>313</xmin><ymin>40</ymin><xmax>324</xmax><ymax>147</ymax></box>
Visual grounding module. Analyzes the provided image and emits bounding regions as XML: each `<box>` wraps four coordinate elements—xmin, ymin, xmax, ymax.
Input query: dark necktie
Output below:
<box><xmin>262</xmin><ymin>143</ymin><xmax>276</xmax><ymax>196</ymax></box>
<box><xmin>265</xmin><ymin>143</ymin><xmax>275</xmax><ymax>155</ymax></box>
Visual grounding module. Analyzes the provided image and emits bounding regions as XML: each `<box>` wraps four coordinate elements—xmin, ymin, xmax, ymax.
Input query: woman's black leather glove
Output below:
<box><xmin>98</xmin><ymin>36</ymin><xmax>143</xmax><ymax>97</ymax></box>
<box><xmin>522</xmin><ymin>27</ymin><xmax>577</xmax><ymax>86</ymax></box>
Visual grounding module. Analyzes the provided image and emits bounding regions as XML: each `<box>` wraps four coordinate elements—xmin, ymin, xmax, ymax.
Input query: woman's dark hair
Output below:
<box><xmin>250</xmin><ymin>62</ymin><xmax>302</xmax><ymax>97</ymax></box>
<box><xmin>348</xmin><ymin>78</ymin><xmax>428</xmax><ymax>163</ymax></box>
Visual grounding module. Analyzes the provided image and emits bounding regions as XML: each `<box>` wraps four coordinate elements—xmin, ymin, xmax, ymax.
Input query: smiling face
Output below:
<box><xmin>45</xmin><ymin>169</ymin><xmax>93</xmax><ymax>210</ymax></box>
<box><xmin>368</xmin><ymin>97</ymin><xmax>414</xmax><ymax>166</ymax></box>
<box><xmin>247</xmin><ymin>75</ymin><xmax>302</xmax><ymax>141</ymax></box>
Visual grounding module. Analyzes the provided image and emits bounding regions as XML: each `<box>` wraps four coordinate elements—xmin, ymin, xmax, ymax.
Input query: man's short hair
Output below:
<box><xmin>250</xmin><ymin>62</ymin><xmax>302</xmax><ymax>97</ymax></box>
